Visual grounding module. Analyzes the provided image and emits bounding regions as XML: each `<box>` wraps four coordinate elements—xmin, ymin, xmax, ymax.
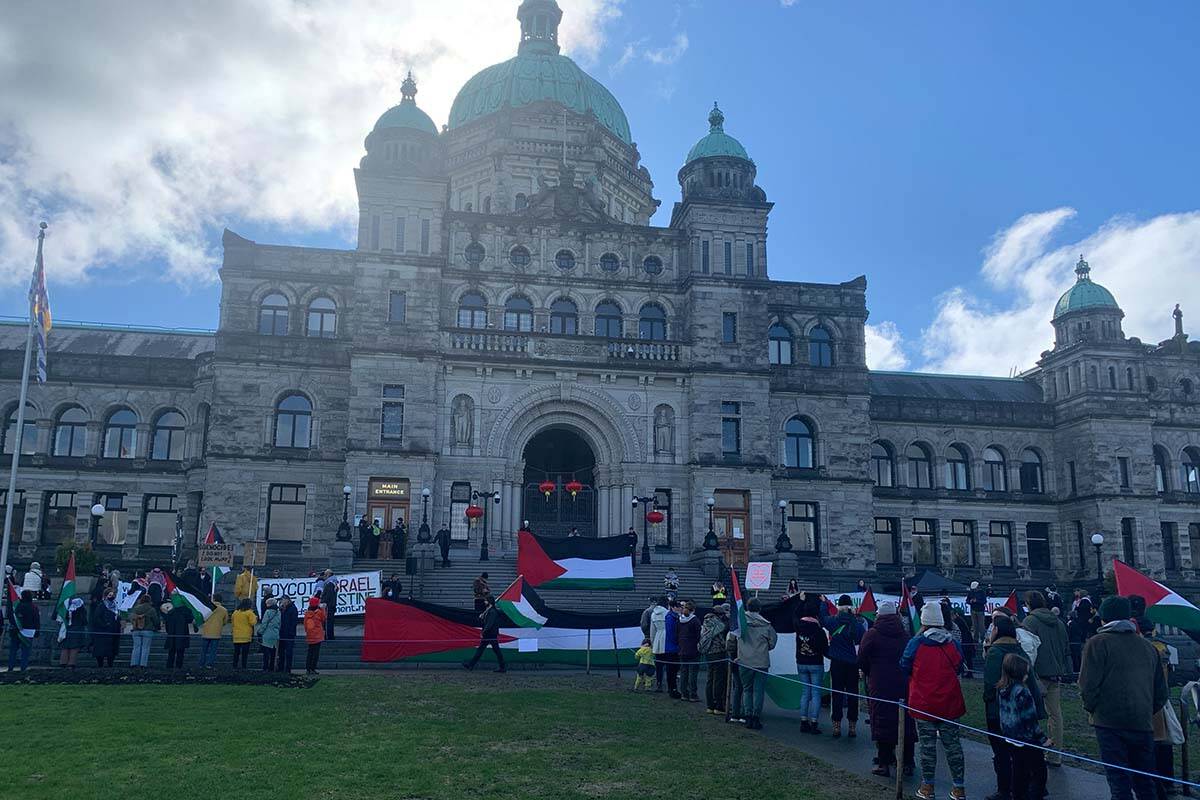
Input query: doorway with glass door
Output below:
<box><xmin>713</xmin><ymin>490</ymin><xmax>750</xmax><ymax>568</ymax></box>
<box><xmin>367</xmin><ymin>479</ymin><xmax>411</xmax><ymax>560</ymax></box>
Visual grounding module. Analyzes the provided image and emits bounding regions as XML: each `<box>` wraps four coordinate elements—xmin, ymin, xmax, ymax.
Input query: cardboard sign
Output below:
<box><xmin>243</xmin><ymin>541</ymin><xmax>268</xmax><ymax>567</ymax></box>
<box><xmin>198</xmin><ymin>543</ymin><xmax>234</xmax><ymax>569</ymax></box>
<box><xmin>746</xmin><ymin>561</ymin><xmax>773</xmax><ymax>590</ymax></box>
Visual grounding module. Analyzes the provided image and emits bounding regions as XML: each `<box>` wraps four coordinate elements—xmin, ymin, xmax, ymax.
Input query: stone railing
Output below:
<box><xmin>444</xmin><ymin>330</ymin><xmax>684</xmax><ymax>364</ymax></box>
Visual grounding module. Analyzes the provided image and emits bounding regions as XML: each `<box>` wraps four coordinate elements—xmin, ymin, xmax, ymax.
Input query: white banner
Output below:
<box><xmin>254</xmin><ymin>571</ymin><xmax>382</xmax><ymax>617</ymax></box>
<box><xmin>848</xmin><ymin>591</ymin><xmax>1013</xmax><ymax>615</ymax></box>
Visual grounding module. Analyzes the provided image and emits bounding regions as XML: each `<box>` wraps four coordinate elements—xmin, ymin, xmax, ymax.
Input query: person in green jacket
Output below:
<box><xmin>129</xmin><ymin>595</ymin><xmax>161</xmax><ymax>668</ymax></box>
<box><xmin>984</xmin><ymin>614</ymin><xmax>1043</xmax><ymax>800</ymax></box>
<box><xmin>1021</xmin><ymin>590</ymin><xmax>1070</xmax><ymax>767</ymax></box>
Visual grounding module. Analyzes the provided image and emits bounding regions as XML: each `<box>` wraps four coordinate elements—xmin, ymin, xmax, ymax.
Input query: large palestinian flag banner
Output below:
<box><xmin>517</xmin><ymin>530</ymin><xmax>636</xmax><ymax>590</ymax></box>
<box><xmin>361</xmin><ymin>597</ymin><xmax>644</xmax><ymax>667</ymax></box>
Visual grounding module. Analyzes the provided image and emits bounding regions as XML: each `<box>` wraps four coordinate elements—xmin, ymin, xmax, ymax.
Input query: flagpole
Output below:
<box><xmin>0</xmin><ymin>223</ymin><xmax>45</xmax><ymax>581</ymax></box>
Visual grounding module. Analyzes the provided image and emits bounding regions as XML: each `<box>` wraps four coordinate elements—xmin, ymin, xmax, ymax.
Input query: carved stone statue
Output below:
<box><xmin>452</xmin><ymin>395</ymin><xmax>474</xmax><ymax>446</ymax></box>
<box><xmin>654</xmin><ymin>405</ymin><xmax>674</xmax><ymax>455</ymax></box>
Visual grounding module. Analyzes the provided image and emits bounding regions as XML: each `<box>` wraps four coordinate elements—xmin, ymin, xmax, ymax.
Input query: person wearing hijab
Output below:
<box><xmin>89</xmin><ymin>590</ymin><xmax>121</xmax><ymax>667</ymax></box>
<box><xmin>59</xmin><ymin>597</ymin><xmax>90</xmax><ymax>668</ymax></box>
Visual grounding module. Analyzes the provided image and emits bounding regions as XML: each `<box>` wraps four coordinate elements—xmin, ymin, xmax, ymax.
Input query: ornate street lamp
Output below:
<box><xmin>417</xmin><ymin>487</ymin><xmax>432</xmax><ymax>543</ymax></box>
<box><xmin>336</xmin><ymin>484</ymin><xmax>352</xmax><ymax>541</ymax></box>
<box><xmin>471</xmin><ymin>490</ymin><xmax>501</xmax><ymax>561</ymax></box>
<box><xmin>90</xmin><ymin>503</ymin><xmax>105</xmax><ymax>546</ymax></box>
<box><xmin>775</xmin><ymin>499</ymin><xmax>793</xmax><ymax>552</ymax></box>
<box><xmin>1091</xmin><ymin>532</ymin><xmax>1105</xmax><ymax>581</ymax></box>
<box><xmin>631</xmin><ymin>494</ymin><xmax>655</xmax><ymax>565</ymax></box>
<box><xmin>702</xmin><ymin>496</ymin><xmax>719</xmax><ymax>550</ymax></box>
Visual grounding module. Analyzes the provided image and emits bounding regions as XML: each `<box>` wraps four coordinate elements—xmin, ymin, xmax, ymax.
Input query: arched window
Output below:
<box><xmin>509</xmin><ymin>246</ymin><xmax>531</xmax><ymax>269</ymax></box>
<box><xmin>503</xmin><ymin>296</ymin><xmax>533</xmax><ymax>332</ymax></box>
<box><xmin>871</xmin><ymin>441</ymin><xmax>894</xmax><ymax>487</ymax></box>
<box><xmin>1108</xmin><ymin>366</ymin><xmax>1117</xmax><ymax>389</ymax></box>
<box><xmin>1183</xmin><ymin>447</ymin><xmax>1200</xmax><ymax>494</ymax></box>
<box><xmin>514</xmin><ymin>193</ymin><xmax>528</xmax><ymax>211</ymax></box>
<box><xmin>482</xmin><ymin>197</ymin><xmax>491</xmax><ymax>215</ymax></box>
<box><xmin>599</xmin><ymin>252</ymin><xmax>621</xmax><ymax>273</ymax></box>
<box><xmin>1183</xmin><ymin>378</ymin><xmax>1195</xmax><ymax>397</ymax></box>
<box><xmin>151</xmin><ymin>410</ymin><xmax>186</xmax><ymax>461</ymax></box>
<box><xmin>595</xmin><ymin>301</ymin><xmax>622</xmax><ymax>338</ymax></box>
<box><xmin>2</xmin><ymin>403</ymin><xmax>36</xmax><ymax>456</ymax></box>
<box><xmin>946</xmin><ymin>444</ymin><xmax>971</xmax><ymax>490</ymax></box>
<box><xmin>549</xmin><ymin>299</ymin><xmax>578</xmax><ymax>335</ymax></box>
<box><xmin>464</xmin><ymin>242</ymin><xmax>485</xmax><ymax>267</ymax></box>
<box><xmin>1019</xmin><ymin>449</ymin><xmax>1044</xmax><ymax>494</ymax></box>
<box><xmin>1154</xmin><ymin>446</ymin><xmax>1171</xmax><ymax>493</ymax></box>
<box><xmin>457</xmin><ymin>292</ymin><xmax>488</xmax><ymax>329</ymax></box>
<box><xmin>258</xmin><ymin>293</ymin><xmax>289</xmax><ymax>336</ymax></box>
<box><xmin>274</xmin><ymin>394</ymin><xmax>312</xmax><ymax>449</ymax></box>
<box><xmin>53</xmin><ymin>407</ymin><xmax>88</xmax><ymax>457</ymax></box>
<box><xmin>768</xmin><ymin>323</ymin><xmax>793</xmax><ymax>365</ymax></box>
<box><xmin>906</xmin><ymin>443</ymin><xmax>933</xmax><ymax>489</ymax></box>
<box><xmin>983</xmin><ymin>447</ymin><xmax>1007</xmax><ymax>492</ymax></box>
<box><xmin>638</xmin><ymin>304</ymin><xmax>666</xmax><ymax>341</ymax></box>
<box><xmin>306</xmin><ymin>297</ymin><xmax>337</xmax><ymax>338</ymax></box>
<box><xmin>1127</xmin><ymin>367</ymin><xmax>1136</xmax><ymax>390</ymax></box>
<box><xmin>809</xmin><ymin>326</ymin><xmax>833</xmax><ymax>367</ymax></box>
<box><xmin>103</xmin><ymin>408</ymin><xmax>138</xmax><ymax>459</ymax></box>
<box><xmin>782</xmin><ymin>417</ymin><xmax>814</xmax><ymax>469</ymax></box>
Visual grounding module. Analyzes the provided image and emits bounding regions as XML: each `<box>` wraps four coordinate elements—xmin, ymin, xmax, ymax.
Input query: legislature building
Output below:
<box><xmin>3</xmin><ymin>0</ymin><xmax>1200</xmax><ymax>585</ymax></box>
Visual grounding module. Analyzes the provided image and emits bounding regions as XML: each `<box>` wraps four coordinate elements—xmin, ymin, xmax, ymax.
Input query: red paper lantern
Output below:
<box><xmin>565</xmin><ymin>480</ymin><xmax>584</xmax><ymax>499</ymax></box>
<box><xmin>645</xmin><ymin>510</ymin><xmax>665</xmax><ymax>525</ymax></box>
<box><xmin>538</xmin><ymin>480</ymin><xmax>556</xmax><ymax>499</ymax></box>
<box><xmin>464</xmin><ymin>505</ymin><xmax>484</xmax><ymax>520</ymax></box>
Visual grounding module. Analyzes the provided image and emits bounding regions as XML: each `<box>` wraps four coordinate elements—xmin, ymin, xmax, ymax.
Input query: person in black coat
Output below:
<box><xmin>357</xmin><ymin>517</ymin><xmax>372</xmax><ymax>559</ymax></box>
<box><xmin>276</xmin><ymin>595</ymin><xmax>299</xmax><ymax>672</ymax></box>
<box><xmin>390</xmin><ymin>519</ymin><xmax>406</xmax><ymax>561</ymax></box>
<box><xmin>164</xmin><ymin>603</ymin><xmax>194</xmax><ymax>669</ymax></box>
<box><xmin>462</xmin><ymin>595</ymin><xmax>506</xmax><ymax>672</ymax></box>
<box><xmin>320</xmin><ymin>570</ymin><xmax>337</xmax><ymax>640</ymax></box>
<box><xmin>88</xmin><ymin>592</ymin><xmax>120</xmax><ymax>667</ymax></box>
<box><xmin>435</xmin><ymin>527</ymin><xmax>452</xmax><ymax>567</ymax></box>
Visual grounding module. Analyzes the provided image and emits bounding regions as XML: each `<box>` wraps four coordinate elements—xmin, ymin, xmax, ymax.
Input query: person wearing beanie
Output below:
<box><xmin>901</xmin><ymin>600</ymin><xmax>967</xmax><ymax>800</ymax></box>
<box><xmin>303</xmin><ymin>596</ymin><xmax>327</xmax><ymax>674</ymax></box>
<box><xmin>858</xmin><ymin>600</ymin><xmax>915</xmax><ymax>778</ymax></box>
<box><xmin>824</xmin><ymin>593</ymin><xmax>865</xmax><ymax>738</ymax></box>
<box><xmin>1079</xmin><ymin>595</ymin><xmax>1167</xmax><ymax>800</ymax></box>
<box><xmin>791</xmin><ymin>593</ymin><xmax>830</xmax><ymax>734</ymax></box>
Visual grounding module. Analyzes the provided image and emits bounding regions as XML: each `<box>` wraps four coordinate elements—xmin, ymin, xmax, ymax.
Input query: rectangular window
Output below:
<box><xmin>381</xmin><ymin>385</ymin><xmax>404</xmax><ymax>444</ymax></box>
<box><xmin>724</xmin><ymin>241</ymin><xmax>733</xmax><ymax>275</ymax></box>
<box><xmin>450</xmin><ymin>482</ymin><xmax>471</xmax><ymax>543</ymax></box>
<box><xmin>1026</xmin><ymin>522</ymin><xmax>1051</xmax><ymax>570</ymax></box>
<box><xmin>1075</xmin><ymin>521</ymin><xmax>1086</xmax><ymax>570</ymax></box>
<box><xmin>951</xmin><ymin>520</ymin><xmax>975</xmax><ymax>567</ymax></box>
<box><xmin>420</xmin><ymin>219</ymin><xmax>430</xmax><ymax>254</ymax></box>
<box><xmin>1190</xmin><ymin>524</ymin><xmax>1200</xmax><ymax>568</ymax></box>
<box><xmin>266</xmin><ymin>485</ymin><xmax>306</xmax><ymax>542</ymax></box>
<box><xmin>93</xmin><ymin>493</ymin><xmax>127</xmax><ymax>546</ymax></box>
<box><xmin>41</xmin><ymin>491</ymin><xmax>76</xmax><ymax>544</ymax></box>
<box><xmin>370</xmin><ymin>215</ymin><xmax>381</xmax><ymax>251</ymax></box>
<box><xmin>141</xmin><ymin>494</ymin><xmax>178</xmax><ymax>547</ymax></box>
<box><xmin>720</xmin><ymin>401</ymin><xmax>740</xmax><ymax>455</ymax></box>
<box><xmin>654</xmin><ymin>488</ymin><xmax>673</xmax><ymax>549</ymax></box>
<box><xmin>701</xmin><ymin>240</ymin><xmax>710</xmax><ymax>274</ymax></box>
<box><xmin>1118</xmin><ymin>457</ymin><xmax>1131</xmax><ymax>489</ymax></box>
<box><xmin>0</xmin><ymin>490</ymin><xmax>26</xmax><ymax>541</ymax></box>
<box><xmin>912</xmin><ymin>518</ymin><xmax>937</xmax><ymax>566</ymax></box>
<box><xmin>1121</xmin><ymin>517</ymin><xmax>1136</xmax><ymax>565</ymax></box>
<box><xmin>1067</xmin><ymin>461</ymin><xmax>1077</xmax><ymax>495</ymax></box>
<box><xmin>989</xmin><ymin>521</ymin><xmax>1012</xmax><ymax>567</ymax></box>
<box><xmin>746</xmin><ymin>243</ymin><xmax>755</xmax><ymax>276</ymax></box>
<box><xmin>786</xmin><ymin>502</ymin><xmax>818</xmax><ymax>553</ymax></box>
<box><xmin>874</xmin><ymin>517</ymin><xmax>897</xmax><ymax>565</ymax></box>
<box><xmin>389</xmin><ymin>291</ymin><xmax>407</xmax><ymax>323</ymax></box>
<box><xmin>1162</xmin><ymin>522</ymin><xmax>1177</xmax><ymax>572</ymax></box>
<box><xmin>394</xmin><ymin>218</ymin><xmax>406</xmax><ymax>252</ymax></box>
<box><xmin>722</xmin><ymin>312</ymin><xmax>737</xmax><ymax>344</ymax></box>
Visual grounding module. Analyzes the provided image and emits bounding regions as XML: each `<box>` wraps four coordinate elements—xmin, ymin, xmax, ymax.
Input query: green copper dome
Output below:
<box><xmin>686</xmin><ymin>103</ymin><xmax>752</xmax><ymax>163</ymax></box>
<box><xmin>1053</xmin><ymin>256</ymin><xmax>1120</xmax><ymax>319</ymax></box>
<box><xmin>373</xmin><ymin>73</ymin><xmax>438</xmax><ymax>136</ymax></box>
<box><xmin>447</xmin><ymin>1</ymin><xmax>632</xmax><ymax>145</ymax></box>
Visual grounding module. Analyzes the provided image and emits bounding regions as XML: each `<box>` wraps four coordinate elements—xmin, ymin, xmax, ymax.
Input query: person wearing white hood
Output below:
<box><xmin>649</xmin><ymin>597</ymin><xmax>669</xmax><ymax>693</ymax></box>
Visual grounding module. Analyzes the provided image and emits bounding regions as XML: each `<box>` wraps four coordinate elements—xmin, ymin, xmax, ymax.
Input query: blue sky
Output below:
<box><xmin>3</xmin><ymin>0</ymin><xmax>1199</xmax><ymax>374</ymax></box>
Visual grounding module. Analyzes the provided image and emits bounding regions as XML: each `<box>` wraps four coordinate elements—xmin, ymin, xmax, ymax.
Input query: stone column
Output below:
<box><xmin>597</xmin><ymin>486</ymin><xmax>610</xmax><ymax>537</ymax></box>
<box><xmin>620</xmin><ymin>485</ymin><xmax>634</xmax><ymax>533</ymax></box>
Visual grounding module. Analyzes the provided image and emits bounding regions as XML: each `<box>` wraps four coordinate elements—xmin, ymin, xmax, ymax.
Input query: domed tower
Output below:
<box><xmin>354</xmin><ymin>72</ymin><xmax>447</xmax><ymax>254</ymax></box>
<box><xmin>1052</xmin><ymin>255</ymin><xmax>1125</xmax><ymax>348</ymax></box>
<box><xmin>670</xmin><ymin>102</ymin><xmax>772</xmax><ymax>279</ymax></box>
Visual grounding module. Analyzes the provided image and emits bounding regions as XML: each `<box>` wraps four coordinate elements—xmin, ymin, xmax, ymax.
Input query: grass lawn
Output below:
<box><xmin>0</xmin><ymin>672</ymin><xmax>892</xmax><ymax>800</ymax></box>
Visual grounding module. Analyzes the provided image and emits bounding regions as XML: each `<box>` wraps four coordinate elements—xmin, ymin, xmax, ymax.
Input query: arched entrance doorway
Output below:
<box><xmin>522</xmin><ymin>427</ymin><xmax>597</xmax><ymax>537</ymax></box>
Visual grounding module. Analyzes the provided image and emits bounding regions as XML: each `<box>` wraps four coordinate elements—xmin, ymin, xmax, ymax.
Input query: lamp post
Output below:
<box><xmin>472</xmin><ymin>490</ymin><xmax>501</xmax><ymax>561</ymax></box>
<box><xmin>702</xmin><ymin>496</ymin><xmax>719</xmax><ymax>550</ymax></box>
<box><xmin>631</xmin><ymin>494</ymin><xmax>655</xmax><ymax>565</ymax></box>
<box><xmin>775</xmin><ymin>499</ymin><xmax>793</xmax><ymax>552</ymax></box>
<box><xmin>418</xmin><ymin>487</ymin><xmax>431</xmax><ymax>543</ymax></box>
<box><xmin>1091</xmin><ymin>532</ymin><xmax>1105</xmax><ymax>582</ymax></box>
<box><xmin>90</xmin><ymin>503</ymin><xmax>105</xmax><ymax>547</ymax></box>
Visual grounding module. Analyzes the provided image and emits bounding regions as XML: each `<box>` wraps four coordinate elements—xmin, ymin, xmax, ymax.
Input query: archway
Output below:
<box><xmin>522</xmin><ymin>427</ymin><xmax>597</xmax><ymax>537</ymax></box>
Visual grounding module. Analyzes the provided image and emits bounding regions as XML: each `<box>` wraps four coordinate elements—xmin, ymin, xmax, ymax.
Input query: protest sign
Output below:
<box><xmin>255</xmin><ymin>570</ymin><xmax>382</xmax><ymax>616</ymax></box>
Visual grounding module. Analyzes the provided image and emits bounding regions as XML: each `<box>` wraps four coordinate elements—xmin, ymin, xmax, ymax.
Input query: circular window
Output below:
<box><xmin>464</xmin><ymin>242</ymin><xmax>485</xmax><ymax>267</ymax></box>
<box><xmin>555</xmin><ymin>249</ymin><xmax>576</xmax><ymax>271</ymax></box>
<box><xmin>643</xmin><ymin>255</ymin><xmax>664</xmax><ymax>275</ymax></box>
<box><xmin>509</xmin><ymin>245</ymin><xmax>531</xmax><ymax>269</ymax></box>
<box><xmin>599</xmin><ymin>252</ymin><xmax>621</xmax><ymax>273</ymax></box>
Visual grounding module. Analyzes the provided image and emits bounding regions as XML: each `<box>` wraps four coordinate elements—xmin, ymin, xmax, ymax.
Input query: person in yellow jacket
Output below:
<box><xmin>231</xmin><ymin>599</ymin><xmax>258</xmax><ymax>670</ymax></box>
<box><xmin>233</xmin><ymin>567</ymin><xmax>258</xmax><ymax>601</ymax></box>
<box><xmin>633</xmin><ymin>638</ymin><xmax>656</xmax><ymax>692</ymax></box>
<box><xmin>198</xmin><ymin>594</ymin><xmax>229</xmax><ymax>669</ymax></box>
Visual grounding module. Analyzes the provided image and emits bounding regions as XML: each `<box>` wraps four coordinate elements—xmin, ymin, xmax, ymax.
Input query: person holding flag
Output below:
<box><xmin>729</xmin><ymin>567</ymin><xmax>777</xmax><ymax>731</ymax></box>
<box><xmin>6</xmin><ymin>583</ymin><xmax>38</xmax><ymax>672</ymax></box>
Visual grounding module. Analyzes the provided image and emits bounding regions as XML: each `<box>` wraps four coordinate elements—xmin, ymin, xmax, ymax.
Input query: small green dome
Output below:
<box><xmin>373</xmin><ymin>73</ymin><xmax>438</xmax><ymax>136</ymax></box>
<box><xmin>1053</xmin><ymin>256</ymin><xmax>1120</xmax><ymax>319</ymax></box>
<box><xmin>686</xmin><ymin>103</ymin><xmax>752</xmax><ymax>163</ymax></box>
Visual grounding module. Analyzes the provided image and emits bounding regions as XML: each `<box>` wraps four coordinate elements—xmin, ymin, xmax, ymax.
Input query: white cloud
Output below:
<box><xmin>0</xmin><ymin>0</ymin><xmax>621</xmax><ymax>287</ymax></box>
<box><xmin>920</xmin><ymin>209</ymin><xmax>1200</xmax><ymax>376</ymax></box>
<box><xmin>865</xmin><ymin>321</ymin><xmax>910</xmax><ymax>371</ymax></box>
<box><xmin>644</xmin><ymin>33</ymin><xmax>689</xmax><ymax>65</ymax></box>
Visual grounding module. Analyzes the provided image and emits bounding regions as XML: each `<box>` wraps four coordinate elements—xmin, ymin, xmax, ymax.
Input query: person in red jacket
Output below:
<box><xmin>901</xmin><ymin>603</ymin><xmax>968</xmax><ymax>800</ymax></box>
<box><xmin>303</xmin><ymin>596</ymin><xmax>327</xmax><ymax>675</ymax></box>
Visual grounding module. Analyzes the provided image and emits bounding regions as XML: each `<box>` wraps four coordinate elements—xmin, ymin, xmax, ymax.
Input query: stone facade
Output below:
<box><xmin>3</xmin><ymin>1</ymin><xmax>1200</xmax><ymax>585</ymax></box>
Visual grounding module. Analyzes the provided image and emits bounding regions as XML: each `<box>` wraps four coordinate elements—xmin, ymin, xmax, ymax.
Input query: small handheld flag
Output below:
<box><xmin>202</xmin><ymin>523</ymin><xmax>224</xmax><ymax>545</ymax></box>
<box><xmin>53</xmin><ymin>550</ymin><xmax>77</xmax><ymax>641</ymax></box>
<box><xmin>857</xmin><ymin>588</ymin><xmax>878</xmax><ymax>622</ymax></box>
<box><xmin>496</xmin><ymin>575</ymin><xmax>549</xmax><ymax>629</ymax></box>
<box><xmin>900</xmin><ymin>579</ymin><xmax>921</xmax><ymax>635</ymax></box>
<box><xmin>730</xmin><ymin>566</ymin><xmax>748</xmax><ymax>639</ymax></box>
<box><xmin>1003</xmin><ymin>590</ymin><xmax>1020</xmax><ymax>615</ymax></box>
<box><xmin>165</xmin><ymin>571</ymin><xmax>215</xmax><ymax>627</ymax></box>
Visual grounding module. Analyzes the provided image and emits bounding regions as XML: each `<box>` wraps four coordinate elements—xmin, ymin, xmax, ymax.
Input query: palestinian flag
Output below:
<box><xmin>6</xmin><ymin>580</ymin><xmax>32</xmax><ymax>646</ymax></box>
<box><xmin>165</xmin><ymin>571</ymin><xmax>215</xmax><ymax>626</ymax></box>
<box><xmin>1114</xmin><ymin>559</ymin><xmax>1200</xmax><ymax>631</ymax></box>
<box><xmin>1003</xmin><ymin>590</ymin><xmax>1020</xmax><ymax>615</ymax></box>
<box><xmin>496</xmin><ymin>576</ymin><xmax>549</xmax><ymax>629</ymax></box>
<box><xmin>361</xmin><ymin>597</ymin><xmax>643</xmax><ymax>667</ymax></box>
<box><xmin>857</xmin><ymin>588</ymin><xmax>878</xmax><ymax>622</ymax></box>
<box><xmin>730</xmin><ymin>567</ymin><xmax>747</xmax><ymax>638</ymax></box>
<box><xmin>203</xmin><ymin>523</ymin><xmax>224</xmax><ymax>544</ymax></box>
<box><xmin>53</xmin><ymin>550</ymin><xmax>77</xmax><ymax>640</ymax></box>
<box><xmin>210</xmin><ymin>565</ymin><xmax>231</xmax><ymax>587</ymax></box>
<box><xmin>900</xmin><ymin>579</ymin><xmax>921</xmax><ymax>634</ymax></box>
<box><xmin>517</xmin><ymin>530</ymin><xmax>634</xmax><ymax>590</ymax></box>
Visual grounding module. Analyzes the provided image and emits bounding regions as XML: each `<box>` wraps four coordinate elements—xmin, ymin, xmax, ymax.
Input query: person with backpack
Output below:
<box><xmin>700</xmin><ymin>604</ymin><xmax>731</xmax><ymax>714</ymax></box>
<box><xmin>129</xmin><ymin>594</ymin><xmax>161</xmax><ymax>668</ymax></box>
<box><xmin>198</xmin><ymin>593</ymin><xmax>229</xmax><ymax>668</ymax></box>
<box><xmin>793</xmin><ymin>593</ymin><xmax>830</xmax><ymax>734</ymax></box>
<box><xmin>824</xmin><ymin>594</ymin><xmax>865</xmax><ymax>738</ymax></box>
<box><xmin>997</xmin><ymin>653</ymin><xmax>1049</xmax><ymax>800</ymax></box>
<box><xmin>985</xmin><ymin>614</ymin><xmax>1044</xmax><ymax>800</ymax></box>
<box><xmin>901</xmin><ymin>603</ymin><xmax>968</xmax><ymax>800</ymax></box>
